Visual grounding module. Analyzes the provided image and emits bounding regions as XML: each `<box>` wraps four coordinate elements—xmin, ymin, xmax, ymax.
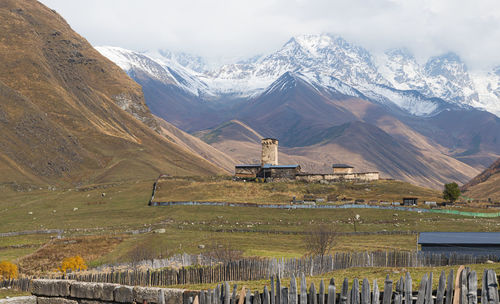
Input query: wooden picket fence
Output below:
<box><xmin>58</xmin><ymin>251</ymin><xmax>497</xmax><ymax>287</ymax></box>
<box><xmin>189</xmin><ymin>267</ymin><xmax>499</xmax><ymax>304</ymax></box>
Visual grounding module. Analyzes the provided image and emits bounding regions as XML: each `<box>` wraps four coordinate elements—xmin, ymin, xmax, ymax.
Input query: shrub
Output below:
<box><xmin>58</xmin><ymin>256</ymin><xmax>87</xmax><ymax>274</ymax></box>
<box><xmin>0</xmin><ymin>261</ymin><xmax>18</xmax><ymax>279</ymax></box>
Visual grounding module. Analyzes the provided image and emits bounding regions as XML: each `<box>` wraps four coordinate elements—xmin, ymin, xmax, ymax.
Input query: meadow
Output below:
<box><xmin>0</xmin><ymin>178</ymin><xmax>499</xmax><ymax>276</ymax></box>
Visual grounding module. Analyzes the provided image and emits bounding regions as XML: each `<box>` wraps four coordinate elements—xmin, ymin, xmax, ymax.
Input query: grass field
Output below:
<box><xmin>1</xmin><ymin>178</ymin><xmax>499</xmax><ymax>275</ymax></box>
<box><xmin>154</xmin><ymin>177</ymin><xmax>444</xmax><ymax>204</ymax></box>
<box><xmin>0</xmin><ymin>289</ymin><xmax>31</xmax><ymax>299</ymax></box>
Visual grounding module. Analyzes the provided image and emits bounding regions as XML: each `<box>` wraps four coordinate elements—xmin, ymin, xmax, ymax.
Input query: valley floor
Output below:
<box><xmin>1</xmin><ymin>178</ymin><xmax>499</xmax><ymax>277</ymax></box>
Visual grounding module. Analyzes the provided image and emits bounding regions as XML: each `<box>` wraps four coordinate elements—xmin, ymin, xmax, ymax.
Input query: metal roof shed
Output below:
<box><xmin>418</xmin><ymin>232</ymin><xmax>500</xmax><ymax>257</ymax></box>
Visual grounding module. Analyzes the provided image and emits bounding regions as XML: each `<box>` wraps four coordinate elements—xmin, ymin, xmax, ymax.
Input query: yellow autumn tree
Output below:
<box><xmin>58</xmin><ymin>256</ymin><xmax>87</xmax><ymax>274</ymax></box>
<box><xmin>0</xmin><ymin>261</ymin><xmax>18</xmax><ymax>279</ymax></box>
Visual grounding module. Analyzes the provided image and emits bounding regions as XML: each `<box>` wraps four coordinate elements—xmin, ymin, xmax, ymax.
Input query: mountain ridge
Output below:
<box><xmin>0</xmin><ymin>0</ymin><xmax>224</xmax><ymax>186</ymax></box>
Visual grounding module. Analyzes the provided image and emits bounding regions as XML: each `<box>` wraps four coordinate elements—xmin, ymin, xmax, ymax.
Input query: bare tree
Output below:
<box><xmin>204</xmin><ymin>240</ymin><xmax>243</xmax><ymax>263</ymax></box>
<box><xmin>127</xmin><ymin>244</ymin><xmax>157</xmax><ymax>268</ymax></box>
<box><xmin>303</xmin><ymin>224</ymin><xmax>337</xmax><ymax>261</ymax></box>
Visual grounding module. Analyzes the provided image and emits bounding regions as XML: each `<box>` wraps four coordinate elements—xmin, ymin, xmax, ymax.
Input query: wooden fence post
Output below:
<box><xmin>446</xmin><ymin>270</ymin><xmax>454</xmax><ymax>304</ymax></box>
<box><xmin>224</xmin><ymin>282</ymin><xmax>230</xmax><ymax>304</ymax></box>
<box><xmin>383</xmin><ymin>275</ymin><xmax>393</xmax><ymax>304</ymax></box>
<box><xmin>309</xmin><ymin>282</ymin><xmax>318</xmax><ymax>304</ymax></box>
<box><xmin>232</xmin><ymin>284</ymin><xmax>238</xmax><ymax>304</ymax></box>
<box><xmin>352</xmin><ymin>278</ymin><xmax>360</xmax><ymax>304</ymax></box>
<box><xmin>277</xmin><ymin>276</ymin><xmax>281</xmax><ymax>304</ymax></box>
<box><xmin>254</xmin><ymin>289</ymin><xmax>261</xmax><ymax>304</ymax></box>
<box><xmin>486</xmin><ymin>269</ymin><xmax>499</xmax><ymax>304</ymax></box>
<box><xmin>361</xmin><ymin>278</ymin><xmax>371</xmax><ymax>304</ymax></box>
<box><xmin>341</xmin><ymin>278</ymin><xmax>349</xmax><ymax>304</ymax></box>
<box><xmin>328</xmin><ymin>278</ymin><xmax>336</xmax><ymax>304</ymax></box>
<box><xmin>290</xmin><ymin>275</ymin><xmax>298</xmax><ymax>304</ymax></box>
<box><xmin>301</xmin><ymin>273</ymin><xmax>307</xmax><ymax>304</ymax></box>
<box><xmin>425</xmin><ymin>272</ymin><xmax>433</xmax><ymax>304</ymax></box>
<box><xmin>238</xmin><ymin>287</ymin><xmax>246</xmax><ymax>304</ymax></box>
<box><xmin>264</xmin><ymin>286</ymin><xmax>270</xmax><ymax>304</ymax></box>
<box><xmin>416</xmin><ymin>274</ymin><xmax>428</xmax><ymax>304</ymax></box>
<box><xmin>468</xmin><ymin>271</ymin><xmax>478</xmax><ymax>304</ymax></box>
<box><xmin>271</xmin><ymin>276</ymin><xmax>275</xmax><ymax>304</ymax></box>
<box><xmin>319</xmin><ymin>279</ymin><xmax>325</xmax><ymax>304</ymax></box>
<box><xmin>372</xmin><ymin>279</ymin><xmax>380</xmax><ymax>304</ymax></box>
<box><xmin>454</xmin><ymin>266</ymin><xmax>465</xmax><ymax>304</ymax></box>
<box><xmin>394</xmin><ymin>277</ymin><xmax>403</xmax><ymax>304</ymax></box>
<box><xmin>436</xmin><ymin>271</ymin><xmax>446</xmax><ymax>304</ymax></box>
<box><xmin>282</xmin><ymin>288</ymin><xmax>289</xmax><ymax>304</ymax></box>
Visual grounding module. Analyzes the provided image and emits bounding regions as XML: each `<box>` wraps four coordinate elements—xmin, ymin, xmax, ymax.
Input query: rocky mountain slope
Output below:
<box><xmin>200</xmin><ymin>75</ymin><xmax>479</xmax><ymax>187</ymax></box>
<box><xmin>462</xmin><ymin>158</ymin><xmax>500</xmax><ymax>201</ymax></box>
<box><xmin>0</xmin><ymin>0</ymin><xmax>224</xmax><ymax>187</ymax></box>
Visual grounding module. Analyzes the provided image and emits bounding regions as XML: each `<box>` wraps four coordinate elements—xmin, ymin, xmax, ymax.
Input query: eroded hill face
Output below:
<box><xmin>462</xmin><ymin>158</ymin><xmax>500</xmax><ymax>201</ymax></box>
<box><xmin>0</xmin><ymin>0</ymin><xmax>223</xmax><ymax>187</ymax></box>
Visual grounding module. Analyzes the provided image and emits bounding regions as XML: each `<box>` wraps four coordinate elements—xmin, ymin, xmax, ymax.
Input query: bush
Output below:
<box><xmin>0</xmin><ymin>261</ymin><xmax>18</xmax><ymax>279</ymax></box>
<box><xmin>58</xmin><ymin>256</ymin><xmax>87</xmax><ymax>274</ymax></box>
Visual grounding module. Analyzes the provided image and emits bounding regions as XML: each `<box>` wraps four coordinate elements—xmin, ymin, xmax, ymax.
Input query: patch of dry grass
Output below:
<box><xmin>154</xmin><ymin>177</ymin><xmax>443</xmax><ymax>204</ymax></box>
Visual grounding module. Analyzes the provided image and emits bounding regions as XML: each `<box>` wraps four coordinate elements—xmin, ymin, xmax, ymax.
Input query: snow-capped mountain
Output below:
<box><xmin>424</xmin><ymin>52</ymin><xmax>478</xmax><ymax>106</ymax></box>
<box><xmin>96</xmin><ymin>33</ymin><xmax>500</xmax><ymax>117</ymax></box>
<box><xmin>376</xmin><ymin>48</ymin><xmax>431</xmax><ymax>94</ymax></box>
<box><xmin>96</xmin><ymin>46</ymin><xmax>214</xmax><ymax>98</ymax></box>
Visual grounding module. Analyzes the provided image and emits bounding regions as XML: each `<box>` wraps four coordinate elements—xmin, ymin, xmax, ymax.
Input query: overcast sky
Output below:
<box><xmin>39</xmin><ymin>0</ymin><xmax>500</xmax><ymax>69</ymax></box>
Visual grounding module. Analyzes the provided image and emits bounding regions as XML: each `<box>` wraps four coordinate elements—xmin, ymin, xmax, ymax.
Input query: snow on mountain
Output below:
<box><xmin>424</xmin><ymin>52</ymin><xmax>478</xmax><ymax>106</ymax></box>
<box><xmin>376</xmin><ymin>48</ymin><xmax>430</xmax><ymax>94</ymax></box>
<box><xmin>153</xmin><ymin>49</ymin><xmax>209</xmax><ymax>73</ymax></box>
<box><xmin>96</xmin><ymin>46</ymin><xmax>214</xmax><ymax>98</ymax></box>
<box><xmin>471</xmin><ymin>67</ymin><xmax>500</xmax><ymax>116</ymax></box>
<box><xmin>205</xmin><ymin>34</ymin><xmax>389</xmax><ymax>96</ymax></box>
<box><xmin>96</xmin><ymin>34</ymin><xmax>500</xmax><ymax>117</ymax></box>
<box><xmin>96</xmin><ymin>46</ymin><xmax>177</xmax><ymax>85</ymax></box>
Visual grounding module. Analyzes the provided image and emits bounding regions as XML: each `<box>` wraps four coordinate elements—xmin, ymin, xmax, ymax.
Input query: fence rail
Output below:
<box><xmin>56</xmin><ymin>251</ymin><xmax>499</xmax><ymax>287</ymax></box>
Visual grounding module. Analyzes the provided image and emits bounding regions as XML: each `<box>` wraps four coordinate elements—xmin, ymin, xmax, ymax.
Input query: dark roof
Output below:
<box><xmin>235</xmin><ymin>164</ymin><xmax>261</xmax><ymax>168</ymax></box>
<box><xmin>262</xmin><ymin>137</ymin><xmax>278</xmax><ymax>141</ymax></box>
<box><xmin>332</xmin><ymin>164</ymin><xmax>354</xmax><ymax>168</ymax></box>
<box><xmin>262</xmin><ymin>164</ymin><xmax>300</xmax><ymax>169</ymax></box>
<box><xmin>418</xmin><ymin>232</ymin><xmax>500</xmax><ymax>245</ymax></box>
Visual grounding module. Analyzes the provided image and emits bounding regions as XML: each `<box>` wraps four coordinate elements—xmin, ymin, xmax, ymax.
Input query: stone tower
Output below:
<box><xmin>261</xmin><ymin>138</ymin><xmax>278</xmax><ymax>166</ymax></box>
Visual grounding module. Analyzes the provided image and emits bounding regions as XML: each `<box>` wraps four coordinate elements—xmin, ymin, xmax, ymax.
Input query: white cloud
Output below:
<box><xmin>39</xmin><ymin>0</ymin><xmax>500</xmax><ymax>69</ymax></box>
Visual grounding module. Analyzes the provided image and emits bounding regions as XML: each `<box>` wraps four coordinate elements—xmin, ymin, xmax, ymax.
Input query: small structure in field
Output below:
<box><xmin>418</xmin><ymin>232</ymin><xmax>500</xmax><ymax>257</ymax></box>
<box><xmin>403</xmin><ymin>197</ymin><xmax>418</xmax><ymax>205</ymax></box>
<box><xmin>332</xmin><ymin>164</ymin><xmax>354</xmax><ymax>174</ymax></box>
<box><xmin>234</xmin><ymin>137</ymin><xmax>379</xmax><ymax>182</ymax></box>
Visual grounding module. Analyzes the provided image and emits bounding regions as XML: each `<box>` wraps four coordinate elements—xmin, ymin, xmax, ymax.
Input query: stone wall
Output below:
<box><xmin>23</xmin><ymin>279</ymin><xmax>194</xmax><ymax>304</ymax></box>
<box><xmin>296</xmin><ymin>172</ymin><xmax>379</xmax><ymax>183</ymax></box>
<box><xmin>234</xmin><ymin>166</ymin><xmax>260</xmax><ymax>178</ymax></box>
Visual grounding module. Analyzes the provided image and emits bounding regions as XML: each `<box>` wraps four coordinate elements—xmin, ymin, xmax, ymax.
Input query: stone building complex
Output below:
<box><xmin>235</xmin><ymin>138</ymin><xmax>379</xmax><ymax>182</ymax></box>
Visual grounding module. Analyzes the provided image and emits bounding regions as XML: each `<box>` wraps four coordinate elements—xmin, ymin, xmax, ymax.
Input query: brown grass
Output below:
<box><xmin>17</xmin><ymin>235</ymin><xmax>125</xmax><ymax>275</ymax></box>
<box><xmin>154</xmin><ymin>177</ymin><xmax>443</xmax><ymax>204</ymax></box>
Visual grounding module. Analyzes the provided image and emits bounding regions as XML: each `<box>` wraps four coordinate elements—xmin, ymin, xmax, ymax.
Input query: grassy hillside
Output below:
<box><xmin>0</xmin><ymin>0</ymin><xmax>223</xmax><ymax>187</ymax></box>
<box><xmin>154</xmin><ymin>177</ymin><xmax>443</xmax><ymax>204</ymax></box>
<box><xmin>462</xmin><ymin>158</ymin><xmax>500</xmax><ymax>201</ymax></box>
